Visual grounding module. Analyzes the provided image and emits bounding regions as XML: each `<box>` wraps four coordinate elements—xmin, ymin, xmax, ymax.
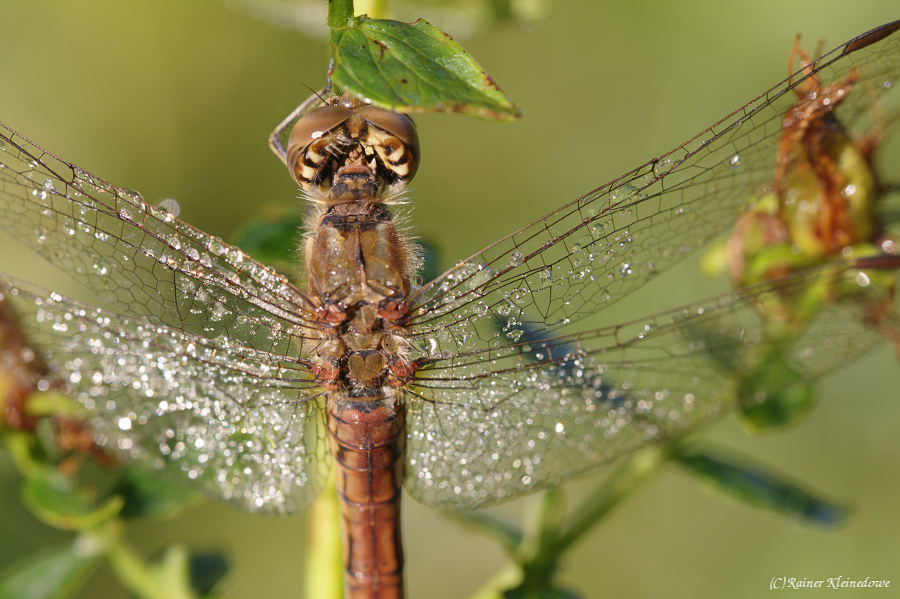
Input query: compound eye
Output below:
<box><xmin>286</xmin><ymin>105</ymin><xmax>354</xmax><ymax>187</ymax></box>
<box><xmin>356</xmin><ymin>105</ymin><xmax>420</xmax><ymax>182</ymax></box>
<box><xmin>288</xmin><ymin>105</ymin><xmax>354</xmax><ymax>149</ymax></box>
<box><xmin>356</xmin><ymin>105</ymin><xmax>420</xmax><ymax>158</ymax></box>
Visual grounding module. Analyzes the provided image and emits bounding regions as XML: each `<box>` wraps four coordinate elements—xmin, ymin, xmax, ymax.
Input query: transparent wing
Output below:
<box><xmin>401</xmin><ymin>21</ymin><xmax>900</xmax><ymax>508</ymax></box>
<box><xmin>408</xmin><ymin>22</ymin><xmax>900</xmax><ymax>336</ymax></box>
<box><xmin>0</xmin><ymin>122</ymin><xmax>320</xmax><ymax>354</ymax></box>
<box><xmin>1</xmin><ymin>275</ymin><xmax>327</xmax><ymax>514</ymax></box>
<box><xmin>404</xmin><ymin>262</ymin><xmax>899</xmax><ymax>508</ymax></box>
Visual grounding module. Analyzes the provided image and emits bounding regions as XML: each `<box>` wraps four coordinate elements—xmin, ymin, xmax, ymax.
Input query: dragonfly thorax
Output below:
<box><xmin>326</xmin><ymin>163</ymin><xmax>381</xmax><ymax>207</ymax></box>
<box><xmin>302</xmin><ymin>133</ymin><xmax>421</xmax><ymax>399</ymax></box>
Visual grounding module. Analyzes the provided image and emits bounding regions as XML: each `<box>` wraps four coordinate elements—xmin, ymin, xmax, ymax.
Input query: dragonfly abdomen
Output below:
<box><xmin>328</xmin><ymin>399</ymin><xmax>405</xmax><ymax>599</ymax></box>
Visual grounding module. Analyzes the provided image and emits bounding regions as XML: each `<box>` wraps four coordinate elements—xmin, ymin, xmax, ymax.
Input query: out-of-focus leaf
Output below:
<box><xmin>188</xmin><ymin>552</ymin><xmax>229</xmax><ymax>597</ymax></box>
<box><xmin>678</xmin><ymin>449</ymin><xmax>847</xmax><ymax>526</ymax></box>
<box><xmin>0</xmin><ymin>541</ymin><xmax>101</xmax><ymax>599</ymax></box>
<box><xmin>130</xmin><ymin>544</ymin><xmax>197</xmax><ymax>599</ymax></box>
<box><xmin>503</xmin><ymin>585</ymin><xmax>583</xmax><ymax>599</ymax></box>
<box><xmin>22</xmin><ymin>392</ymin><xmax>88</xmax><ymax>420</ymax></box>
<box><xmin>2</xmin><ymin>431</ymin><xmax>43</xmax><ymax>477</ymax></box>
<box><xmin>20</xmin><ymin>472</ymin><xmax>123</xmax><ymax>530</ymax></box>
<box><xmin>330</xmin><ymin>17</ymin><xmax>520</xmax><ymax>121</ymax></box>
<box><xmin>737</xmin><ymin>353</ymin><xmax>816</xmax><ymax>431</ymax></box>
<box><xmin>114</xmin><ymin>468</ymin><xmax>201</xmax><ymax>520</ymax></box>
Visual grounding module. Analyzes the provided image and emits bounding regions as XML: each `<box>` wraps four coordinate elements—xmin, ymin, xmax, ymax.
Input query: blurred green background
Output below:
<box><xmin>1</xmin><ymin>1</ymin><xmax>899</xmax><ymax>598</ymax></box>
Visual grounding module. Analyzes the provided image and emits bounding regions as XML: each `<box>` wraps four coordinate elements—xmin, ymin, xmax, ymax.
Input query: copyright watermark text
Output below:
<box><xmin>770</xmin><ymin>577</ymin><xmax>891</xmax><ymax>590</ymax></box>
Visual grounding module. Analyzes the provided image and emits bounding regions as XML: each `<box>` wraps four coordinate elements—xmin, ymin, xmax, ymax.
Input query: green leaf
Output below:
<box><xmin>737</xmin><ymin>353</ymin><xmax>816</xmax><ymax>431</ymax></box>
<box><xmin>114</xmin><ymin>467</ymin><xmax>201</xmax><ymax>520</ymax></box>
<box><xmin>140</xmin><ymin>544</ymin><xmax>197</xmax><ymax>599</ymax></box>
<box><xmin>22</xmin><ymin>391</ymin><xmax>88</xmax><ymax>419</ymax></box>
<box><xmin>0</xmin><ymin>541</ymin><xmax>101</xmax><ymax>599</ymax></box>
<box><xmin>20</xmin><ymin>471</ymin><xmax>123</xmax><ymax>530</ymax></box>
<box><xmin>2</xmin><ymin>430</ymin><xmax>44</xmax><ymax>478</ymax></box>
<box><xmin>330</xmin><ymin>17</ymin><xmax>520</xmax><ymax>121</ymax></box>
<box><xmin>678</xmin><ymin>449</ymin><xmax>847</xmax><ymax>526</ymax></box>
<box><xmin>187</xmin><ymin>552</ymin><xmax>229</xmax><ymax>598</ymax></box>
<box><xmin>502</xmin><ymin>583</ymin><xmax>584</xmax><ymax>599</ymax></box>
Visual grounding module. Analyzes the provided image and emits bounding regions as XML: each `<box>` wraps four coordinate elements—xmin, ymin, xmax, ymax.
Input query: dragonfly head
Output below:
<box><xmin>285</xmin><ymin>94</ymin><xmax>420</xmax><ymax>193</ymax></box>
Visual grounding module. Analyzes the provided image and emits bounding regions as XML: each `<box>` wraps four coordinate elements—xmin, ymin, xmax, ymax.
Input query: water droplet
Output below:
<box><xmin>508</xmin><ymin>250</ymin><xmax>524</xmax><ymax>267</ymax></box>
<box><xmin>122</xmin><ymin>188</ymin><xmax>145</xmax><ymax>203</ymax></box>
<box><xmin>610</xmin><ymin>183</ymin><xmax>637</xmax><ymax>202</ymax></box>
<box><xmin>158</xmin><ymin>198</ymin><xmax>181</xmax><ymax>217</ymax></box>
<box><xmin>209</xmin><ymin>239</ymin><xmax>227</xmax><ymax>256</ymax></box>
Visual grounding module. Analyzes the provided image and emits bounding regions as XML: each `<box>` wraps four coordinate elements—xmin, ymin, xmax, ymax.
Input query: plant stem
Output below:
<box><xmin>306</xmin><ymin>472</ymin><xmax>344</xmax><ymax>599</ymax></box>
<box><xmin>96</xmin><ymin>520</ymin><xmax>196</xmax><ymax>599</ymax></box>
<box><xmin>553</xmin><ymin>443</ymin><xmax>674</xmax><ymax>553</ymax></box>
<box><xmin>327</xmin><ymin>0</ymin><xmax>355</xmax><ymax>29</ymax></box>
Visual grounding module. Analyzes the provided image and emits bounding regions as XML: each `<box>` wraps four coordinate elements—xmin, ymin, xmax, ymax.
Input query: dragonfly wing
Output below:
<box><xmin>408</xmin><ymin>22</ymin><xmax>900</xmax><ymax>336</ymax></box>
<box><xmin>2</xmin><ymin>276</ymin><xmax>328</xmax><ymax>514</ymax></box>
<box><xmin>401</xmin><ymin>21</ymin><xmax>900</xmax><ymax>508</ymax></box>
<box><xmin>0</xmin><ymin>122</ymin><xmax>319</xmax><ymax>354</ymax></box>
<box><xmin>404</xmin><ymin>264</ymin><xmax>899</xmax><ymax>508</ymax></box>
<box><xmin>407</xmin><ymin>24</ymin><xmax>900</xmax><ymax>508</ymax></box>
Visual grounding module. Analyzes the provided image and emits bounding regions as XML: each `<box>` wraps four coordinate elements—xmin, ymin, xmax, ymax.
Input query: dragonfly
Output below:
<box><xmin>1</xmin><ymin>18</ymin><xmax>899</xmax><ymax>599</ymax></box>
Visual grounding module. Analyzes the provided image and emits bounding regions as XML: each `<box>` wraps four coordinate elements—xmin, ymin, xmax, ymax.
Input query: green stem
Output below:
<box><xmin>327</xmin><ymin>0</ymin><xmax>355</xmax><ymax>29</ymax></box>
<box><xmin>305</xmin><ymin>473</ymin><xmax>344</xmax><ymax>599</ymax></box>
<box><xmin>553</xmin><ymin>443</ymin><xmax>675</xmax><ymax>553</ymax></box>
<box><xmin>96</xmin><ymin>520</ymin><xmax>196</xmax><ymax>599</ymax></box>
<box><xmin>466</xmin><ymin>443</ymin><xmax>679</xmax><ymax>598</ymax></box>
